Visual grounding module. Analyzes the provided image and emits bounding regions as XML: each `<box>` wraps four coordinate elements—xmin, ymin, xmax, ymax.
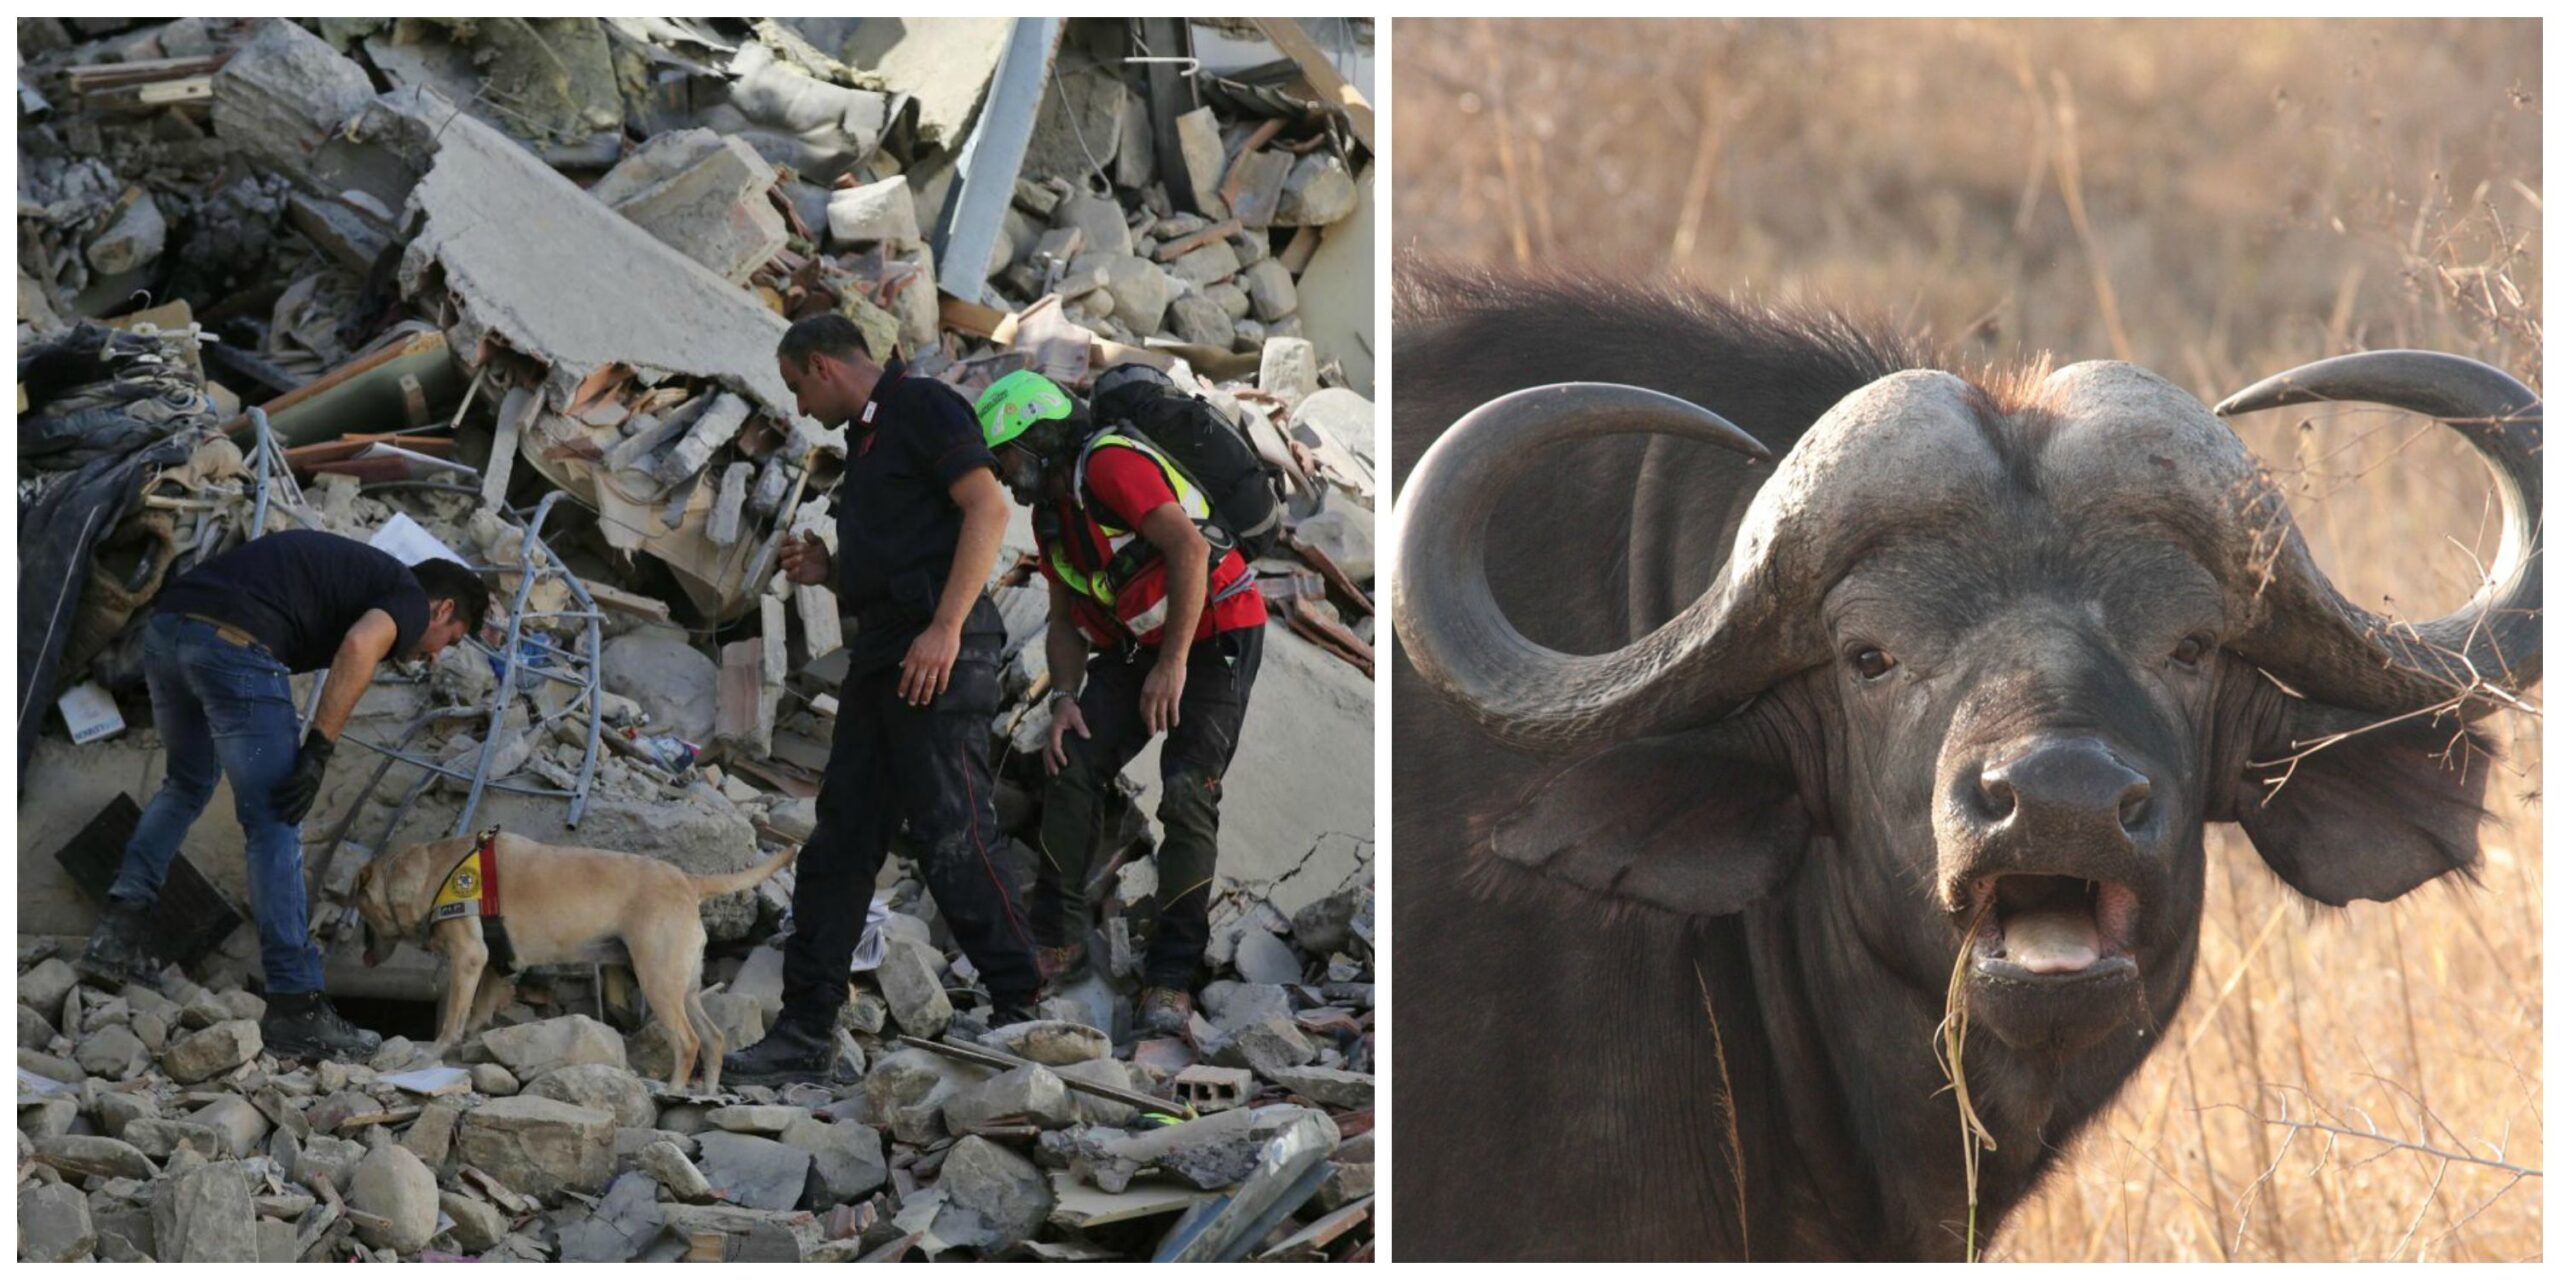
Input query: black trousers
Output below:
<box><xmin>779</xmin><ymin>635</ymin><xmax>1041</xmax><ymax>1022</ymax></box>
<box><xmin>1034</xmin><ymin>623</ymin><xmax>1262</xmax><ymax>989</ymax></box>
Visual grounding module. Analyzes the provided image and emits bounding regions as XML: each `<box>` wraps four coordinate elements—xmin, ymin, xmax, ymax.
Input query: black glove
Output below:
<box><xmin>272</xmin><ymin>733</ymin><xmax>335</xmax><ymax>827</ymax></box>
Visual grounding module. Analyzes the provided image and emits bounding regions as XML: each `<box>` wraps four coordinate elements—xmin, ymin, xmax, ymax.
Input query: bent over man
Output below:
<box><xmin>976</xmin><ymin>365</ymin><xmax>1268</xmax><ymax>1035</ymax></box>
<box><xmin>727</xmin><ymin>315</ymin><xmax>1043</xmax><ymax>1086</ymax></box>
<box><xmin>79</xmin><ymin>529</ymin><xmax>488</xmax><ymax>1059</ymax></box>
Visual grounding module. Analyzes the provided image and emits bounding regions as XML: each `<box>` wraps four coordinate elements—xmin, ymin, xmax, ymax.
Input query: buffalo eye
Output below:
<box><xmin>1849</xmin><ymin>646</ymin><xmax>1898</xmax><ymax>680</ymax></box>
<box><xmin>2170</xmin><ymin>634</ymin><xmax>2211</xmax><ymax>667</ymax></box>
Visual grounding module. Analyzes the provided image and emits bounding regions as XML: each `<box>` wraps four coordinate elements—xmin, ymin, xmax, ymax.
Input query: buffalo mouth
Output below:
<box><xmin>1965</xmin><ymin>873</ymin><xmax>2140</xmax><ymax>985</ymax></box>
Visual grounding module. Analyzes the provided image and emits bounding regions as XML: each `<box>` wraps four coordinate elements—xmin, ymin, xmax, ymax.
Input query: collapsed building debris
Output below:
<box><xmin>19</xmin><ymin>15</ymin><xmax>1374</xmax><ymax>1263</ymax></box>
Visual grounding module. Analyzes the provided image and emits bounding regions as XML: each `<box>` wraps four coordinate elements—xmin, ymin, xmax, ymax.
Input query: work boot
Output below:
<box><xmin>722</xmin><ymin>1017</ymin><xmax>850</xmax><ymax>1088</ymax></box>
<box><xmin>1035</xmin><ymin>942</ymin><xmax>1086</xmax><ymax>989</ymax></box>
<box><xmin>74</xmin><ymin>898</ymin><xmax>163</xmax><ymax>990</ymax></box>
<box><xmin>1137</xmin><ymin>986</ymin><xmax>1194</xmax><ymax>1038</ymax></box>
<box><xmin>260</xmin><ymin>992</ymin><xmax>384</xmax><ymax>1060</ymax></box>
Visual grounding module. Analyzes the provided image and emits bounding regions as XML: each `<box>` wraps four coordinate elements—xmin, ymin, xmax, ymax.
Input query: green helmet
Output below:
<box><xmin>975</xmin><ymin>370</ymin><xmax>1075</xmax><ymax>450</ymax></box>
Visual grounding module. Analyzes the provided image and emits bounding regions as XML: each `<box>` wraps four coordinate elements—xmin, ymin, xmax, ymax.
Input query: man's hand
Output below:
<box><xmin>778</xmin><ymin>531</ymin><xmax>832</xmax><ymax>586</ymax></box>
<box><xmin>272</xmin><ymin>733</ymin><xmax>335</xmax><ymax>827</ymax></box>
<box><xmin>900</xmin><ymin>619</ymin><xmax>962</xmax><ymax>706</ymax></box>
<box><xmin>1045</xmin><ymin>696</ymin><xmax>1091</xmax><ymax>775</ymax></box>
<box><xmin>1141</xmin><ymin>657</ymin><xmax>1187</xmax><ymax>735</ymax></box>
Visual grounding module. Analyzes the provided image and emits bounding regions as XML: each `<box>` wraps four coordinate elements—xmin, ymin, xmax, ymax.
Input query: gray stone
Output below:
<box><xmin>694</xmin><ymin>1130</ymin><xmax>811</xmax><ymax>1212</ymax></box>
<box><xmin>730</xmin><ymin>943</ymin><xmax>787</xmax><ymax>1029</ymax></box>
<box><xmin>1172</xmin><ymin>107</ymin><xmax>1229</xmax><ymax>218</ymax></box>
<box><xmin>1210</xmin><ymin>281</ymin><xmax>1253</xmax><ymax>321</ymax></box>
<box><xmin>863</xmin><ymin>1048</ymin><xmax>990</xmax><ymax>1146</ymax></box>
<box><xmin>96</xmin><ymin>1090</ymin><xmax>157</xmax><ymax>1140</ymax></box>
<box><xmin>403</xmin><ymin>1096</ymin><xmax>465</xmax><ymax>1169</ymax></box>
<box><xmin>20</xmin><ymin>1180</ymin><xmax>96</xmax><ymax>1261</ymax></box>
<box><xmin>637</xmin><ymin>1138</ymin><xmax>714</xmax><ymax>1202</ymax></box>
<box><xmin>162</xmin><ymin>1020</ymin><xmax>260</xmax><ymax>1084</ymax></box>
<box><xmin>123</xmin><ymin>1117</ymin><xmax>231</xmax><ymax>1161</ymax></box>
<box><xmin>826</xmin><ymin>174</ymin><xmax>920</xmax><ymax>245</ymax></box>
<box><xmin>708</xmin><ymin>1103</ymin><xmax>808</xmax><ymax>1135</ymax></box>
<box><xmin>20</xmin><ymin>1047</ymin><xmax>83</xmax><ymax>1084</ymax></box>
<box><xmin>350</xmin><ymin>1143</ymin><xmax>439</xmax><ymax>1253</ymax></box>
<box><xmin>1277</xmin><ymin>151</ymin><xmax>1358</xmax><ymax>226</ymax></box>
<box><xmin>20</xmin><ymin>958</ymin><xmax>76</xmax><ymax>1019</ymax></box>
<box><xmin>1293</xmin><ymin>503</ymin><xmax>1375</xmax><ymax>583</ymax></box>
<box><xmin>524</xmin><ymin>1062</ymin><xmax>657</xmax><ymax>1129</ymax></box>
<box><xmin>20</xmin><ymin>1002</ymin><xmax>57</xmax><ymax>1050</ymax></box>
<box><xmin>1165</xmin><ymin>237</ymin><xmax>1242</xmax><ymax>290</ymax></box>
<box><xmin>1050</xmin><ymin>191</ymin><xmax>1133</xmax><ymax>259</ymax></box>
<box><xmin>1218</xmin><ymin>1015</ymin><xmax>1319</xmax><ymax>1078</ymax></box>
<box><xmin>22</xmin><ymin>1096</ymin><xmax>78</xmax><ymax>1140</ymax></box>
<box><xmin>1263</xmin><ymin>1065</ymin><xmax>1373</xmax><ymax>1108</ymax></box>
<box><xmin>472</xmin><ymin>1062</ymin><xmax>520</xmax><ymax>1095</ymax></box>
<box><xmin>768</xmin><ymin>796</ymin><xmax>818</xmax><ymax>841</ymax></box>
<box><xmin>1290</xmin><ymin>886</ymin><xmax>1364</xmax><ymax>956</ymax></box>
<box><xmin>1054</xmin><ymin>1057</ymin><xmax>1143</xmax><ymax>1128</ymax></box>
<box><xmin>933</xmin><ymin>1135</ymin><xmax>1052</xmax><ymax>1252</ymax></box>
<box><xmin>439</xmin><ymin>1190</ymin><xmax>505</xmax><ymax>1251</ymax></box>
<box><xmin>600</xmin><ymin>630</ymin><xmax>719</xmax><ymax>743</ymax></box>
<box><xmin>293</xmin><ymin>1133</ymin><xmax>365</xmax><ymax>1194</ymax></box>
<box><xmin>1204</xmin><ymin>982</ymin><xmax>1295</xmax><ymax>1035</ymax></box>
<box><xmin>944</xmin><ymin>1064</ymin><xmax>1076</xmax><ymax>1133</ymax></box>
<box><xmin>257</xmin><ymin>1215</ymin><xmax>298</xmax><ymax>1262</ymax></box>
<box><xmin>977</xmin><ymin>1019</ymin><xmax>1110</xmax><ymax>1066</ymax></box>
<box><xmin>778</xmin><ymin>1116</ymin><xmax>886</xmax><ymax>1206</ymax></box>
<box><xmin>1231</xmin><ymin>226</ymin><xmax>1271</xmax><ymax>266</ymax></box>
<box><xmin>876</xmin><ymin>939</ymin><xmax>951</xmax><ymax>1039</ymax></box>
<box><xmin>1241</xmin><ymin>258</ymin><xmax>1298</xmax><ymax>321</ymax></box>
<box><xmin>1258</xmin><ymin>336</ymin><xmax>1319</xmax><ymax>406</ymax></box>
<box><xmin>456</xmin><ymin>1095</ymin><xmax>616</xmax><ymax>1199</ymax></box>
<box><xmin>481</xmin><ymin>1015</ymin><xmax>626</xmax><ymax>1080</ymax></box>
<box><xmin>591</xmin><ymin>130</ymin><xmax>786</xmax><ymax>284</ymax></box>
<box><xmin>191</xmin><ymin>1096</ymin><xmax>270</xmax><ymax>1159</ymax></box>
<box><xmin>556</xmin><ymin>1170</ymin><xmax>666</xmax><ymax>1262</ymax></box>
<box><xmin>1070</xmin><ymin>251</ymin><xmax>1172</xmax><ymax>335</ymax></box>
<box><xmin>35</xmin><ymin>1134</ymin><xmax>156</xmax><ymax>1181</ymax></box>
<box><xmin>1167</xmin><ymin>293</ymin><xmax>1236</xmax><ymax>349</ymax></box>
<box><xmin>1232</xmin><ymin>927</ymin><xmax>1303</xmax><ymax>986</ymax></box>
<box><xmin>77</xmin><ymin>1023</ymin><xmax>151</xmax><ymax>1079</ymax></box>
<box><xmin>151</xmin><ymin>1162</ymin><xmax>258</xmax><ymax>1261</ymax></box>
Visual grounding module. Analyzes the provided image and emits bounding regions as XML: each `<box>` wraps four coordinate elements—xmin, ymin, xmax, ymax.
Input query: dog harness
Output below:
<box><xmin>429</xmin><ymin>826</ymin><xmax>518</xmax><ymax>972</ymax></box>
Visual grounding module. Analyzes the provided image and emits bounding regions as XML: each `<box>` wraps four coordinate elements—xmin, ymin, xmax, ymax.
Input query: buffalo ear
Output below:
<box><xmin>2231</xmin><ymin>701</ymin><xmax>2495</xmax><ymax>907</ymax></box>
<box><xmin>1483</xmin><ymin>730</ymin><xmax>1811</xmax><ymax>917</ymax></box>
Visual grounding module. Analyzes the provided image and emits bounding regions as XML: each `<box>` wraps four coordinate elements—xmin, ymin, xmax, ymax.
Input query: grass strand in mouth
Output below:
<box><xmin>1935</xmin><ymin>901</ymin><xmax>2000</xmax><ymax>1261</ymax></box>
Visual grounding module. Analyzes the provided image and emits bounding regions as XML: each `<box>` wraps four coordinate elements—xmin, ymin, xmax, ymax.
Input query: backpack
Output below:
<box><xmin>1082</xmin><ymin>381</ymin><xmax>1285</xmax><ymax>563</ymax></box>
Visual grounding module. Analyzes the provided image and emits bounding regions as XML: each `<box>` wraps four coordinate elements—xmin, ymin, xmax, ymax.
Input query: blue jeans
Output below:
<box><xmin>111</xmin><ymin>613</ymin><xmax>323</xmax><ymax>994</ymax></box>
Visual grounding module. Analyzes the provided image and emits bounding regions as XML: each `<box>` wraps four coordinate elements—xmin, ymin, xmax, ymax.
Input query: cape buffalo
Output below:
<box><xmin>1389</xmin><ymin>265</ymin><xmax>2540</xmax><ymax>1261</ymax></box>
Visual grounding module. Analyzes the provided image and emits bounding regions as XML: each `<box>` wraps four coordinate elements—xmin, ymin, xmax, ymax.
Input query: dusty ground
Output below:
<box><xmin>1395</xmin><ymin>17</ymin><xmax>2541</xmax><ymax>1262</ymax></box>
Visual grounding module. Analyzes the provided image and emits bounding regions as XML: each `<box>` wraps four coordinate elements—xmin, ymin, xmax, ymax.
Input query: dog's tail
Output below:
<box><xmin>690</xmin><ymin>845</ymin><xmax>800</xmax><ymax>899</ymax></box>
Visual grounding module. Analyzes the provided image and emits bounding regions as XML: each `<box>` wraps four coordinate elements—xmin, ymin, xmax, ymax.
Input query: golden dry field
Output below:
<box><xmin>1394</xmin><ymin>18</ymin><xmax>2541</xmax><ymax>1262</ymax></box>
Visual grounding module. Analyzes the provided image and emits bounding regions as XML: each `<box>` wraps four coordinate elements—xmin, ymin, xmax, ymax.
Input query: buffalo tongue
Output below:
<box><xmin>2005</xmin><ymin>909</ymin><xmax>2102</xmax><ymax>974</ymax></box>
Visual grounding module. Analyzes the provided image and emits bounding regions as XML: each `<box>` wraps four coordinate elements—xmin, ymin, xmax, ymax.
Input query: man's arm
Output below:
<box><xmin>1044</xmin><ymin>575</ymin><xmax>1089</xmax><ymax>702</ymax></box>
<box><xmin>899</xmin><ymin>466</ymin><xmax>1010</xmax><ymax>704</ymax></box>
<box><xmin>1134</xmin><ymin>504</ymin><xmax>1209</xmax><ymax>733</ymax></box>
<box><xmin>309</xmin><ymin>609</ymin><xmax>401</xmax><ymax>742</ymax></box>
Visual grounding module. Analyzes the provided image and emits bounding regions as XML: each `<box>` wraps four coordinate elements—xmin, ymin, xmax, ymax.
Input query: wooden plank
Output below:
<box><xmin>938</xmin><ymin>290</ymin><xmax>1012</xmax><ymax>341</ymax></box>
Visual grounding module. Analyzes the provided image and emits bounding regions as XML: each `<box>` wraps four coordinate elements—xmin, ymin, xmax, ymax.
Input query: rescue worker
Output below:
<box><xmin>727</xmin><ymin>315</ymin><xmax>1043</xmax><ymax>1086</ymax></box>
<box><xmin>77</xmin><ymin>529</ymin><xmax>490</xmax><ymax>1059</ymax></box>
<box><xmin>975</xmin><ymin>365</ymin><xmax>1268</xmax><ymax>1035</ymax></box>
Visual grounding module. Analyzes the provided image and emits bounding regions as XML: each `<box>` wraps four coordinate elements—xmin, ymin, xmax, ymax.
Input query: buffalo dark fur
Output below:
<box><xmin>1390</xmin><ymin>265</ymin><xmax>2512</xmax><ymax>1260</ymax></box>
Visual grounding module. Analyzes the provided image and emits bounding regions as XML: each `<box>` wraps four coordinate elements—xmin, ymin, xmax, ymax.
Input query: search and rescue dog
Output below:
<box><xmin>351</xmin><ymin>830</ymin><xmax>797</xmax><ymax>1092</ymax></box>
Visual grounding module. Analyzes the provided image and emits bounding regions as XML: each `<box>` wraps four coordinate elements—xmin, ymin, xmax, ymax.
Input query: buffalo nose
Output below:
<box><xmin>1974</xmin><ymin>737</ymin><xmax>2152</xmax><ymax>839</ymax></box>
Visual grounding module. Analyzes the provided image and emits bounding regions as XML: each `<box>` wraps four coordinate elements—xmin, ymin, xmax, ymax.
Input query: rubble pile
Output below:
<box><xmin>17</xmin><ymin>880</ymin><xmax>1373</xmax><ymax>1261</ymax></box>
<box><xmin>18</xmin><ymin>15</ymin><xmax>1373</xmax><ymax>1263</ymax></box>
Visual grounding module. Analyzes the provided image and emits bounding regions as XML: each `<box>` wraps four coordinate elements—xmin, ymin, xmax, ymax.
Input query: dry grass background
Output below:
<box><xmin>1394</xmin><ymin>18</ymin><xmax>2542</xmax><ymax>1262</ymax></box>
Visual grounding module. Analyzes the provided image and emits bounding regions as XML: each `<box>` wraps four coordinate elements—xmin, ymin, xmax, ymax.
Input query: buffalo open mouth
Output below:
<box><xmin>1966</xmin><ymin>873</ymin><xmax>2139</xmax><ymax>984</ymax></box>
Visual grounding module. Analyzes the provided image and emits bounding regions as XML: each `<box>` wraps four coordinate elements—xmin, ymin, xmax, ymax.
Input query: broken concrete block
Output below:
<box><xmin>456</xmin><ymin>1096</ymin><xmax>617</xmax><ymax>1199</ymax></box>
<box><xmin>826</xmin><ymin>174</ymin><xmax>920</xmax><ymax>246</ymax></box>
<box><xmin>1241</xmin><ymin>258</ymin><xmax>1299</xmax><ymax>322</ymax></box>
<box><xmin>778</xmin><ymin>1115</ymin><xmax>887</xmax><ymax>1206</ymax></box>
<box><xmin>976</xmin><ymin>1019</ymin><xmax>1110</xmax><ymax>1067</ymax></box>
<box><xmin>1216</xmin><ymin>1015</ymin><xmax>1319</xmax><ymax>1079</ymax></box>
<box><xmin>877</xmin><ymin>939</ymin><xmax>951</xmax><ymax>1039</ymax></box>
<box><xmin>695</xmin><ymin>1131</ymin><xmax>811</xmax><ymax>1212</ymax></box>
<box><xmin>1051</xmin><ymin>191</ymin><xmax>1133</xmax><ymax>259</ymax></box>
<box><xmin>653</xmin><ymin>392</ymin><xmax>753</xmax><ymax>485</ymax></box>
<box><xmin>638</xmin><ymin>1139</ymin><xmax>715</xmax><ymax>1202</ymax></box>
<box><xmin>151</xmin><ymin>1160</ymin><xmax>258</xmax><ymax>1261</ymax></box>
<box><xmin>1263</xmin><ymin>1065</ymin><xmax>1373</xmax><ymax>1109</ymax></box>
<box><xmin>20</xmin><ymin>1180</ymin><xmax>96</xmax><ymax>1261</ymax></box>
<box><xmin>1210</xmin><ymin>281</ymin><xmax>1252</xmax><ymax>321</ymax></box>
<box><xmin>481</xmin><ymin>1015</ymin><xmax>627</xmax><ymax>1082</ymax></box>
<box><xmin>590</xmin><ymin>130</ymin><xmax>788</xmax><ymax>284</ymax></box>
<box><xmin>523</xmin><ymin>1062</ymin><xmax>657</xmax><ymax>1129</ymax></box>
<box><xmin>1259</xmin><ymin>336</ymin><xmax>1319</xmax><ymax>407</ymax></box>
<box><xmin>1231</xmin><ymin>926</ymin><xmax>1303</xmax><ymax>986</ymax></box>
<box><xmin>1067</xmin><ymin>250</ymin><xmax>1171</xmax><ymax>335</ymax></box>
<box><xmin>796</xmin><ymin>582</ymin><xmax>844</xmax><ymax>662</ymax></box>
<box><xmin>601</xmin><ymin>628</ymin><xmax>719</xmax><ymax>744</ymax></box>
<box><xmin>210</xmin><ymin>19</ymin><xmax>374</xmax><ymax>188</ymax></box>
<box><xmin>440</xmin><ymin>1190</ymin><xmax>507</xmax><ymax>1251</ymax></box>
<box><xmin>1167</xmin><ymin>293</ymin><xmax>1236</xmax><ymax>349</ymax></box>
<box><xmin>87</xmin><ymin>188</ymin><xmax>167</xmax><ymax>276</ymax></box>
<box><xmin>863</xmin><ymin>1048</ymin><xmax>990</xmax><ymax>1147</ymax></box>
<box><xmin>933</xmin><ymin>1135</ymin><xmax>1052</xmax><ymax>1253</ymax></box>
<box><xmin>1164</xmin><ymin>237</ymin><xmax>1242</xmax><ymax>290</ymax></box>
<box><xmin>944</xmin><ymin>1064</ymin><xmax>1076</xmax><ymax>1134</ymax></box>
<box><xmin>161</xmin><ymin>1020</ymin><xmax>259</xmax><ymax>1084</ymax></box>
<box><xmin>21</xmin><ymin>957</ymin><xmax>77</xmax><ymax>1018</ymax></box>
<box><xmin>708</xmin><ymin>461</ymin><xmax>754</xmax><ymax>545</ymax></box>
<box><xmin>1173</xmin><ymin>107</ymin><xmax>1230</xmax><ymax>219</ymax></box>
<box><xmin>1278</xmin><ymin>152</ymin><xmax>1359</xmax><ymax>226</ymax></box>
<box><xmin>350</xmin><ymin>1143</ymin><xmax>440</xmax><ymax>1253</ymax></box>
<box><xmin>1293</xmin><ymin>501</ymin><xmax>1375</xmax><ymax>583</ymax></box>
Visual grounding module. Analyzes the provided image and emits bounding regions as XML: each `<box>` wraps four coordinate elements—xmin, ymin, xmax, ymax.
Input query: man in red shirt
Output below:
<box><xmin>976</xmin><ymin>366</ymin><xmax>1268</xmax><ymax>1035</ymax></box>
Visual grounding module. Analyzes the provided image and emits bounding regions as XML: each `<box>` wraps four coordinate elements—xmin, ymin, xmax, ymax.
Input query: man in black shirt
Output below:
<box><xmin>725</xmin><ymin>315</ymin><xmax>1042</xmax><ymax>1085</ymax></box>
<box><xmin>79</xmin><ymin>529</ymin><xmax>490</xmax><ymax>1059</ymax></box>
